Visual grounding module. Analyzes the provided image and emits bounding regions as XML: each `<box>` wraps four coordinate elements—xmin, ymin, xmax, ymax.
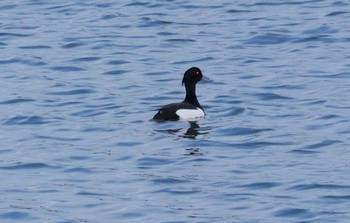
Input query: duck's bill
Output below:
<box><xmin>201</xmin><ymin>75</ymin><xmax>211</xmax><ymax>82</ymax></box>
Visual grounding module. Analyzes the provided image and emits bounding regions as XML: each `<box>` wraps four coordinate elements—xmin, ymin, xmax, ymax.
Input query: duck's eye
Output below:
<box><xmin>196</xmin><ymin>71</ymin><xmax>199</xmax><ymax>75</ymax></box>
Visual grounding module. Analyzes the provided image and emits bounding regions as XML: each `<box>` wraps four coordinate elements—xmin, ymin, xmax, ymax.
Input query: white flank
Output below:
<box><xmin>176</xmin><ymin>108</ymin><xmax>205</xmax><ymax>120</ymax></box>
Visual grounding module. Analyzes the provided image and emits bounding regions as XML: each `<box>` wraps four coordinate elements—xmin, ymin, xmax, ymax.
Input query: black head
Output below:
<box><xmin>182</xmin><ymin>67</ymin><xmax>203</xmax><ymax>86</ymax></box>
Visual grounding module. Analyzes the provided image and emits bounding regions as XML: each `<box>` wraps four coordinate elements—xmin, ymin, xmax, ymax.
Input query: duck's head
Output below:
<box><xmin>182</xmin><ymin>67</ymin><xmax>203</xmax><ymax>86</ymax></box>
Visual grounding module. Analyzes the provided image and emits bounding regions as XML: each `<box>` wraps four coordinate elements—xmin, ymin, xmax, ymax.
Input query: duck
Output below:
<box><xmin>153</xmin><ymin>67</ymin><xmax>206</xmax><ymax>121</ymax></box>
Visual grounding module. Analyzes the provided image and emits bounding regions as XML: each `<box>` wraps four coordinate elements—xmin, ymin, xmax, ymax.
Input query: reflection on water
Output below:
<box><xmin>182</xmin><ymin>121</ymin><xmax>200</xmax><ymax>139</ymax></box>
<box><xmin>154</xmin><ymin>128</ymin><xmax>181</xmax><ymax>135</ymax></box>
<box><xmin>185</xmin><ymin>148</ymin><xmax>203</xmax><ymax>156</ymax></box>
<box><xmin>155</xmin><ymin>121</ymin><xmax>209</xmax><ymax>139</ymax></box>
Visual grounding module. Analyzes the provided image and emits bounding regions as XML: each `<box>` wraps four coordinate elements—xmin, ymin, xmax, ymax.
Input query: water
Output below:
<box><xmin>1</xmin><ymin>0</ymin><xmax>350</xmax><ymax>222</ymax></box>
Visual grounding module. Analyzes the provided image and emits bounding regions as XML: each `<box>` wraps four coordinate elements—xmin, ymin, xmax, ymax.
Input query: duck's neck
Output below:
<box><xmin>184</xmin><ymin>83</ymin><xmax>202</xmax><ymax>109</ymax></box>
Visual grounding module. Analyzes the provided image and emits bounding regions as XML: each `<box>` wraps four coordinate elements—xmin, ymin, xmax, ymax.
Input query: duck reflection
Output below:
<box><xmin>182</xmin><ymin>121</ymin><xmax>200</xmax><ymax>139</ymax></box>
<box><xmin>154</xmin><ymin>121</ymin><xmax>208</xmax><ymax>139</ymax></box>
<box><xmin>185</xmin><ymin>148</ymin><xmax>203</xmax><ymax>156</ymax></box>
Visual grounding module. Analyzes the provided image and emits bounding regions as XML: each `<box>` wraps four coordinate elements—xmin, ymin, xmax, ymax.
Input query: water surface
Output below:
<box><xmin>1</xmin><ymin>0</ymin><xmax>350</xmax><ymax>222</ymax></box>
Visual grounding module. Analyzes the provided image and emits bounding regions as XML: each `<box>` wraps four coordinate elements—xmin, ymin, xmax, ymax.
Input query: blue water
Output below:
<box><xmin>1</xmin><ymin>0</ymin><xmax>350</xmax><ymax>222</ymax></box>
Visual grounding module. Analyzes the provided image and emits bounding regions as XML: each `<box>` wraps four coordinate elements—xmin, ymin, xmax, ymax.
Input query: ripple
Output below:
<box><xmin>125</xmin><ymin>2</ymin><xmax>150</xmax><ymax>7</ymax></box>
<box><xmin>0</xmin><ymin>57</ymin><xmax>21</xmax><ymax>64</ymax></box>
<box><xmin>172</xmin><ymin>57</ymin><xmax>215</xmax><ymax>64</ymax></box>
<box><xmin>64</xmin><ymin>167</ymin><xmax>92</xmax><ymax>173</ymax></box>
<box><xmin>239</xmin><ymin>74</ymin><xmax>260</xmax><ymax>80</ymax></box>
<box><xmin>138</xmin><ymin>19</ymin><xmax>173</xmax><ymax>27</ymax></box>
<box><xmin>289</xmin><ymin>149</ymin><xmax>319</xmax><ymax>154</ymax></box>
<box><xmin>253</xmin><ymin>93</ymin><xmax>293</xmax><ymax>100</ymax></box>
<box><xmin>18</xmin><ymin>45</ymin><xmax>52</xmax><ymax>49</ymax></box>
<box><xmin>106</xmin><ymin>59</ymin><xmax>129</xmax><ymax>65</ymax></box>
<box><xmin>144</xmin><ymin>71</ymin><xmax>165</xmax><ymax>76</ymax></box>
<box><xmin>50</xmin><ymin>66</ymin><xmax>85</xmax><ymax>72</ymax></box>
<box><xmin>100</xmin><ymin>14</ymin><xmax>118</xmax><ymax>20</ymax></box>
<box><xmin>35</xmin><ymin>135</ymin><xmax>82</xmax><ymax>142</ymax></box>
<box><xmin>262</xmin><ymin>84</ymin><xmax>304</xmax><ymax>90</ymax></box>
<box><xmin>303</xmin><ymin>26</ymin><xmax>337</xmax><ymax>35</ymax></box>
<box><xmin>226</xmin><ymin>9</ymin><xmax>253</xmax><ymax>14</ymax></box>
<box><xmin>0</xmin><ymin>211</ymin><xmax>37</xmax><ymax>220</ymax></box>
<box><xmin>295</xmin><ymin>35</ymin><xmax>332</xmax><ymax>43</ymax></box>
<box><xmin>230</xmin><ymin>141</ymin><xmax>288</xmax><ymax>149</ymax></box>
<box><xmin>301</xmin><ymin>72</ymin><xmax>350</xmax><ymax>79</ymax></box>
<box><xmin>157</xmin><ymin>31</ymin><xmax>176</xmax><ymax>36</ymax></box>
<box><xmin>3</xmin><ymin>115</ymin><xmax>49</xmax><ymax>125</ymax></box>
<box><xmin>0</xmin><ymin>4</ymin><xmax>17</xmax><ymax>11</ymax></box>
<box><xmin>321</xmin><ymin>195</ymin><xmax>350</xmax><ymax>200</ymax></box>
<box><xmin>0</xmin><ymin>98</ymin><xmax>35</xmax><ymax>105</ymax></box>
<box><xmin>69</xmin><ymin>156</ymin><xmax>90</xmax><ymax>161</ymax></box>
<box><xmin>70</xmin><ymin>56</ymin><xmax>101</xmax><ymax>62</ymax></box>
<box><xmin>151</xmin><ymin>178</ymin><xmax>189</xmax><ymax>184</ymax></box>
<box><xmin>165</xmin><ymin>38</ymin><xmax>195</xmax><ymax>42</ymax></box>
<box><xmin>62</xmin><ymin>42</ymin><xmax>85</xmax><ymax>48</ymax></box>
<box><xmin>274</xmin><ymin>208</ymin><xmax>314</xmax><ymax>218</ymax></box>
<box><xmin>0</xmin><ymin>162</ymin><xmax>58</xmax><ymax>170</ymax></box>
<box><xmin>317</xmin><ymin>114</ymin><xmax>342</xmax><ymax>120</ymax></box>
<box><xmin>47</xmin><ymin>89</ymin><xmax>95</xmax><ymax>95</ymax></box>
<box><xmin>21</xmin><ymin>58</ymin><xmax>47</xmax><ymax>66</ymax></box>
<box><xmin>45</xmin><ymin>3</ymin><xmax>74</xmax><ymax>10</ymax></box>
<box><xmin>70</xmin><ymin>109</ymin><xmax>106</xmax><ymax>117</ymax></box>
<box><xmin>115</xmin><ymin>141</ymin><xmax>143</xmax><ymax>147</ymax></box>
<box><xmin>326</xmin><ymin>11</ymin><xmax>348</xmax><ymax>17</ymax></box>
<box><xmin>0</xmin><ymin>149</ymin><xmax>12</xmax><ymax>154</ymax></box>
<box><xmin>0</xmin><ymin>32</ymin><xmax>31</xmax><ymax>37</ymax></box>
<box><xmin>289</xmin><ymin>184</ymin><xmax>350</xmax><ymax>191</ymax></box>
<box><xmin>220</xmin><ymin>127</ymin><xmax>272</xmax><ymax>136</ymax></box>
<box><xmin>304</xmin><ymin>140</ymin><xmax>342</xmax><ymax>149</ymax></box>
<box><xmin>155</xmin><ymin>187</ymin><xmax>201</xmax><ymax>195</ymax></box>
<box><xmin>218</xmin><ymin>107</ymin><xmax>245</xmax><ymax>116</ymax></box>
<box><xmin>102</xmin><ymin>69</ymin><xmax>129</xmax><ymax>75</ymax></box>
<box><xmin>137</xmin><ymin>157</ymin><xmax>175</xmax><ymax>167</ymax></box>
<box><xmin>245</xmin><ymin>33</ymin><xmax>294</xmax><ymax>45</ymax></box>
<box><xmin>246</xmin><ymin>1</ymin><xmax>320</xmax><ymax>6</ymax></box>
<box><xmin>237</xmin><ymin>182</ymin><xmax>281</xmax><ymax>190</ymax></box>
<box><xmin>76</xmin><ymin>191</ymin><xmax>109</xmax><ymax>196</ymax></box>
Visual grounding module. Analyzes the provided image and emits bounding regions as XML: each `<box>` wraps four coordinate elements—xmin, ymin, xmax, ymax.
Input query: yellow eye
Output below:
<box><xmin>196</xmin><ymin>71</ymin><xmax>199</xmax><ymax>75</ymax></box>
